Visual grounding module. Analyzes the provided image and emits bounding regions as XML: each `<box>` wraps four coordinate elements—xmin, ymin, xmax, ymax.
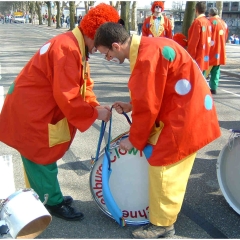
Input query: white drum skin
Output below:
<box><xmin>90</xmin><ymin>137</ymin><xmax>150</xmax><ymax>225</ymax></box>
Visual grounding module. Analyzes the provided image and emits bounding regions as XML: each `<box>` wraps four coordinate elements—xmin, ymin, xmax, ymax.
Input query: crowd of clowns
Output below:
<box><xmin>141</xmin><ymin>1</ymin><xmax>228</xmax><ymax>95</ymax></box>
<box><xmin>0</xmin><ymin>1</ymin><xmax>223</xmax><ymax>239</ymax></box>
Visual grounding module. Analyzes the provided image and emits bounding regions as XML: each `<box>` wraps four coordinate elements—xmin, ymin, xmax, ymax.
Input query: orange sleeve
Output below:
<box><xmin>52</xmin><ymin>47</ymin><xmax>98</xmax><ymax>132</ymax></box>
<box><xmin>187</xmin><ymin>20</ymin><xmax>200</xmax><ymax>60</ymax></box>
<box><xmin>165</xmin><ymin>17</ymin><xmax>173</xmax><ymax>39</ymax></box>
<box><xmin>142</xmin><ymin>17</ymin><xmax>149</xmax><ymax>36</ymax></box>
<box><xmin>128</xmin><ymin>51</ymin><xmax>168</xmax><ymax>150</ymax></box>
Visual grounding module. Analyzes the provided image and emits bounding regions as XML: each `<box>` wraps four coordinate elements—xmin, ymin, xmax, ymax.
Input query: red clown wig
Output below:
<box><xmin>173</xmin><ymin>33</ymin><xmax>188</xmax><ymax>48</ymax></box>
<box><xmin>151</xmin><ymin>1</ymin><xmax>165</xmax><ymax>13</ymax></box>
<box><xmin>80</xmin><ymin>3</ymin><xmax>119</xmax><ymax>40</ymax></box>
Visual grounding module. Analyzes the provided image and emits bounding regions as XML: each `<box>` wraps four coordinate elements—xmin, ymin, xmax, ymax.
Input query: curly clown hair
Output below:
<box><xmin>173</xmin><ymin>33</ymin><xmax>188</xmax><ymax>48</ymax></box>
<box><xmin>80</xmin><ymin>3</ymin><xmax>120</xmax><ymax>40</ymax></box>
<box><xmin>151</xmin><ymin>1</ymin><xmax>165</xmax><ymax>13</ymax></box>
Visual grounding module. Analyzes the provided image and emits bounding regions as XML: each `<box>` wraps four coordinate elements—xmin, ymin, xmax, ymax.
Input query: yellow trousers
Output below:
<box><xmin>149</xmin><ymin>152</ymin><xmax>196</xmax><ymax>226</ymax></box>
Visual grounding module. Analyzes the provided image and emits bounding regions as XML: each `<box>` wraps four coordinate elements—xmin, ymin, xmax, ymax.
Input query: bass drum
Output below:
<box><xmin>89</xmin><ymin>134</ymin><xmax>149</xmax><ymax>225</ymax></box>
<box><xmin>217</xmin><ymin>135</ymin><xmax>240</xmax><ymax>215</ymax></box>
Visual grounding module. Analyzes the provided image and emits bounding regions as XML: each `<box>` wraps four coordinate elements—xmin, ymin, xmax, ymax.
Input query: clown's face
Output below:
<box><xmin>154</xmin><ymin>5</ymin><xmax>162</xmax><ymax>14</ymax></box>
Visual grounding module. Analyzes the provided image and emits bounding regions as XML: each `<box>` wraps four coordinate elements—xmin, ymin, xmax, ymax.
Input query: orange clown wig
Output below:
<box><xmin>151</xmin><ymin>1</ymin><xmax>165</xmax><ymax>13</ymax></box>
<box><xmin>173</xmin><ymin>33</ymin><xmax>188</xmax><ymax>48</ymax></box>
<box><xmin>80</xmin><ymin>3</ymin><xmax>120</xmax><ymax>40</ymax></box>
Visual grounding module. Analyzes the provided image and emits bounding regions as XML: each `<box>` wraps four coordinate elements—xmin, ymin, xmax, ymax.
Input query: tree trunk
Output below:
<box><xmin>84</xmin><ymin>2</ymin><xmax>88</xmax><ymax>14</ymax></box>
<box><xmin>35</xmin><ymin>2</ymin><xmax>43</xmax><ymax>25</ymax></box>
<box><xmin>182</xmin><ymin>1</ymin><xmax>196</xmax><ymax>37</ymax></box>
<box><xmin>120</xmin><ymin>1</ymin><xmax>130</xmax><ymax>33</ymax></box>
<box><xmin>69</xmin><ymin>1</ymin><xmax>75</xmax><ymax>30</ymax></box>
<box><xmin>216</xmin><ymin>1</ymin><xmax>223</xmax><ymax>18</ymax></box>
<box><xmin>131</xmin><ymin>1</ymin><xmax>137</xmax><ymax>31</ymax></box>
<box><xmin>56</xmin><ymin>1</ymin><xmax>61</xmax><ymax>29</ymax></box>
<box><xmin>46</xmin><ymin>1</ymin><xmax>52</xmax><ymax>27</ymax></box>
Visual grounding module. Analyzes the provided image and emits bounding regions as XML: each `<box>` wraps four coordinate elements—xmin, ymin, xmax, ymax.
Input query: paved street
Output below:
<box><xmin>0</xmin><ymin>23</ymin><xmax>240</xmax><ymax>239</ymax></box>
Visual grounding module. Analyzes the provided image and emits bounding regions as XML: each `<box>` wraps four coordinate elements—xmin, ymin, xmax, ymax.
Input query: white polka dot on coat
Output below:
<box><xmin>40</xmin><ymin>42</ymin><xmax>51</xmax><ymax>55</ymax></box>
<box><xmin>175</xmin><ymin>79</ymin><xmax>191</xmax><ymax>95</ymax></box>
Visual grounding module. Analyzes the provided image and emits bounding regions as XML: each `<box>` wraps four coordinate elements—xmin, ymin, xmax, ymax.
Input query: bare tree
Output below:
<box><xmin>35</xmin><ymin>1</ymin><xmax>43</xmax><ymax>25</ymax></box>
<box><xmin>45</xmin><ymin>1</ymin><xmax>52</xmax><ymax>27</ymax></box>
<box><xmin>56</xmin><ymin>1</ymin><xmax>61</xmax><ymax>28</ymax></box>
<box><xmin>131</xmin><ymin>1</ymin><xmax>137</xmax><ymax>31</ymax></box>
<box><xmin>182</xmin><ymin>1</ymin><xmax>196</xmax><ymax>37</ymax></box>
<box><xmin>69</xmin><ymin>1</ymin><xmax>75</xmax><ymax>30</ymax></box>
<box><xmin>109</xmin><ymin>1</ymin><xmax>120</xmax><ymax>11</ymax></box>
<box><xmin>216</xmin><ymin>1</ymin><xmax>223</xmax><ymax>18</ymax></box>
<box><xmin>84</xmin><ymin>1</ymin><xmax>95</xmax><ymax>15</ymax></box>
<box><xmin>120</xmin><ymin>1</ymin><xmax>130</xmax><ymax>33</ymax></box>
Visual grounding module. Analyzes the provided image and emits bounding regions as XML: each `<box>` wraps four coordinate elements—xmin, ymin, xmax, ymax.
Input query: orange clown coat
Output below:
<box><xmin>0</xmin><ymin>28</ymin><xmax>99</xmax><ymax>165</ymax></box>
<box><xmin>187</xmin><ymin>14</ymin><xmax>212</xmax><ymax>71</ymax></box>
<box><xmin>142</xmin><ymin>15</ymin><xmax>172</xmax><ymax>38</ymax></box>
<box><xmin>128</xmin><ymin>35</ymin><xmax>221</xmax><ymax>166</ymax></box>
<box><xmin>208</xmin><ymin>16</ymin><xmax>228</xmax><ymax>66</ymax></box>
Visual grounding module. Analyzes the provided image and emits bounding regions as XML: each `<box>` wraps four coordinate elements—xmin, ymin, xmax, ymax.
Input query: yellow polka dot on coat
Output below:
<box><xmin>162</xmin><ymin>46</ymin><xmax>176</xmax><ymax>62</ymax></box>
<box><xmin>40</xmin><ymin>42</ymin><xmax>51</xmax><ymax>55</ymax></box>
<box><xmin>219</xmin><ymin>30</ymin><xmax>224</xmax><ymax>35</ymax></box>
<box><xmin>175</xmin><ymin>79</ymin><xmax>191</xmax><ymax>95</ymax></box>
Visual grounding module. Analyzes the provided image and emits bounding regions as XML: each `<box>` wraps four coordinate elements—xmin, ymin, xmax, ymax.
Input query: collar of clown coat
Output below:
<box><xmin>72</xmin><ymin>27</ymin><xmax>87</xmax><ymax>100</ymax></box>
<box><xmin>129</xmin><ymin>34</ymin><xmax>141</xmax><ymax>73</ymax></box>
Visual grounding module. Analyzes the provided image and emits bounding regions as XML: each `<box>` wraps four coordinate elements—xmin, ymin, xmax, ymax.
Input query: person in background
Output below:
<box><xmin>207</xmin><ymin>7</ymin><xmax>229</xmax><ymax>94</ymax></box>
<box><xmin>60</xmin><ymin>13</ymin><xmax>64</xmax><ymax>27</ymax></box>
<box><xmin>94</xmin><ymin>22</ymin><xmax>221</xmax><ymax>239</ymax></box>
<box><xmin>142</xmin><ymin>1</ymin><xmax>172</xmax><ymax>38</ymax></box>
<box><xmin>0</xmin><ymin>3</ymin><xmax>119</xmax><ymax>222</ymax></box>
<box><xmin>187</xmin><ymin>1</ymin><xmax>211</xmax><ymax>75</ymax></box>
<box><xmin>137</xmin><ymin>12</ymin><xmax>144</xmax><ymax>35</ymax></box>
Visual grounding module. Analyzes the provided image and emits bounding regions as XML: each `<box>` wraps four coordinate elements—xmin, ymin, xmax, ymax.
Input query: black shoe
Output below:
<box><xmin>210</xmin><ymin>89</ymin><xmax>217</xmax><ymax>94</ymax></box>
<box><xmin>47</xmin><ymin>204</ymin><xmax>84</xmax><ymax>221</ymax></box>
<box><xmin>63</xmin><ymin>196</ymin><xmax>73</xmax><ymax>205</ymax></box>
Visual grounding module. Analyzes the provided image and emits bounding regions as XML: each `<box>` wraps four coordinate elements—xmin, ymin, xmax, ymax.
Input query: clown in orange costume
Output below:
<box><xmin>142</xmin><ymin>1</ymin><xmax>172</xmax><ymax>38</ymax></box>
<box><xmin>207</xmin><ymin>7</ymin><xmax>229</xmax><ymax>94</ymax></box>
<box><xmin>0</xmin><ymin>4</ymin><xmax>119</xmax><ymax>221</ymax></box>
<box><xmin>187</xmin><ymin>2</ymin><xmax>212</xmax><ymax>73</ymax></box>
<box><xmin>94</xmin><ymin>22</ymin><xmax>221</xmax><ymax>238</ymax></box>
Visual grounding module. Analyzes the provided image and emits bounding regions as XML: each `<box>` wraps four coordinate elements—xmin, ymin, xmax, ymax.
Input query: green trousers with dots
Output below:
<box><xmin>21</xmin><ymin>155</ymin><xmax>64</xmax><ymax>206</ymax></box>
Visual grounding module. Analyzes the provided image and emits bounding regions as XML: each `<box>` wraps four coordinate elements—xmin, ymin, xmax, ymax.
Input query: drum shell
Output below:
<box><xmin>217</xmin><ymin>136</ymin><xmax>240</xmax><ymax>215</ymax></box>
<box><xmin>90</xmin><ymin>136</ymin><xmax>150</xmax><ymax>225</ymax></box>
<box><xmin>0</xmin><ymin>189</ymin><xmax>52</xmax><ymax>239</ymax></box>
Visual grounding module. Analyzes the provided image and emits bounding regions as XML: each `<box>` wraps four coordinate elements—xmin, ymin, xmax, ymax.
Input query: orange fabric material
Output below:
<box><xmin>128</xmin><ymin>36</ymin><xmax>221</xmax><ymax>166</ymax></box>
<box><xmin>187</xmin><ymin>15</ymin><xmax>211</xmax><ymax>71</ymax></box>
<box><xmin>209</xmin><ymin>16</ymin><xmax>229</xmax><ymax>66</ymax></box>
<box><xmin>79</xmin><ymin>3</ymin><xmax>119</xmax><ymax>40</ymax></box>
<box><xmin>142</xmin><ymin>15</ymin><xmax>172</xmax><ymax>38</ymax></box>
<box><xmin>0</xmin><ymin>31</ymin><xmax>99</xmax><ymax>165</ymax></box>
<box><xmin>151</xmin><ymin>1</ymin><xmax>165</xmax><ymax>12</ymax></box>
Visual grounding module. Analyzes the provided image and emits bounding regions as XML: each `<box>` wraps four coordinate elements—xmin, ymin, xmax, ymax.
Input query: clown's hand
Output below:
<box><xmin>112</xmin><ymin>101</ymin><xmax>132</xmax><ymax>114</ymax></box>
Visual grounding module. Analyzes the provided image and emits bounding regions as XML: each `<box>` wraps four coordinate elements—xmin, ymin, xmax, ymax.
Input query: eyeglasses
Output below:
<box><xmin>104</xmin><ymin>49</ymin><xmax>110</xmax><ymax>59</ymax></box>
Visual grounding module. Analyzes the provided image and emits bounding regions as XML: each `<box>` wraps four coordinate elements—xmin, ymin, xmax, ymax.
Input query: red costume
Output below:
<box><xmin>0</xmin><ymin>29</ymin><xmax>99</xmax><ymax>165</ymax></box>
<box><xmin>129</xmin><ymin>36</ymin><xmax>221</xmax><ymax>166</ymax></box>
<box><xmin>209</xmin><ymin>15</ymin><xmax>228</xmax><ymax>66</ymax></box>
<box><xmin>142</xmin><ymin>1</ymin><xmax>172</xmax><ymax>38</ymax></box>
<box><xmin>142</xmin><ymin>15</ymin><xmax>172</xmax><ymax>38</ymax></box>
<box><xmin>187</xmin><ymin>14</ymin><xmax>212</xmax><ymax>71</ymax></box>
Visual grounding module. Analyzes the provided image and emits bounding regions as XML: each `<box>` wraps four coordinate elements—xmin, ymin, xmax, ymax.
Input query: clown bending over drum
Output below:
<box><xmin>94</xmin><ymin>23</ymin><xmax>221</xmax><ymax>238</ymax></box>
<box><xmin>0</xmin><ymin>4</ymin><xmax>119</xmax><ymax>222</ymax></box>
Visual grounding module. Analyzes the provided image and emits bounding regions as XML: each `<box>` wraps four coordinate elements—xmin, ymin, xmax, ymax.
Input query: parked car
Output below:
<box><xmin>13</xmin><ymin>16</ymin><xmax>25</xmax><ymax>23</ymax></box>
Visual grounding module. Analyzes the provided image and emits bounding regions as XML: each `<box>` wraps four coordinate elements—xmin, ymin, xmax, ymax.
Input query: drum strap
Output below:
<box><xmin>93</xmin><ymin>109</ymin><xmax>152</xmax><ymax>227</ymax></box>
<box><xmin>93</xmin><ymin>107</ymin><xmax>126</xmax><ymax>227</ymax></box>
